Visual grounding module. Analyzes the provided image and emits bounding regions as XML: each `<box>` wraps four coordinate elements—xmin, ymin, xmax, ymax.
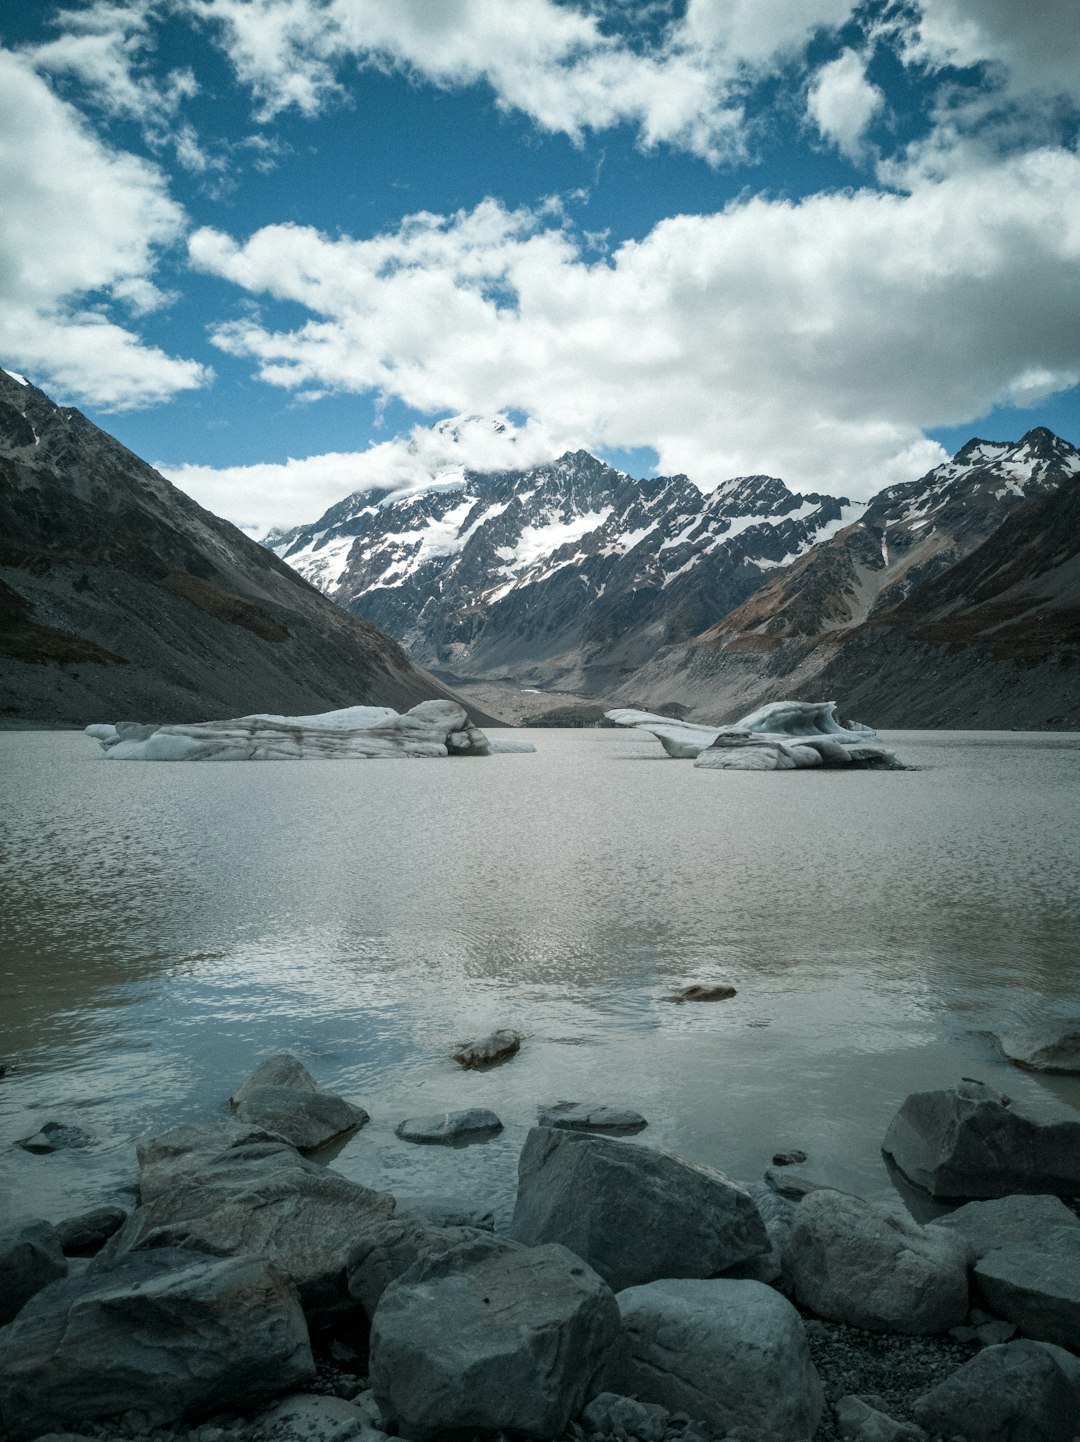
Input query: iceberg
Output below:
<box><xmin>606</xmin><ymin>700</ymin><xmax>902</xmax><ymax>771</ymax></box>
<box><xmin>86</xmin><ymin>700</ymin><xmax>501</xmax><ymax>762</ymax></box>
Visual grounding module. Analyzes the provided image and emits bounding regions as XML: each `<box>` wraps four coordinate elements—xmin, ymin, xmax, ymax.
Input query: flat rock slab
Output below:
<box><xmin>974</xmin><ymin>1230</ymin><xmax>1080</xmax><ymax>1349</ymax></box>
<box><xmin>136</xmin><ymin>1120</ymin><xmax>294</xmax><ymax>1199</ymax></box>
<box><xmin>0</xmin><ymin>1220</ymin><xmax>67</xmax><ymax>1326</ymax></box>
<box><xmin>370</xmin><ymin>1239</ymin><xmax>619</xmax><ymax>1441</ymax></box>
<box><xmin>538</xmin><ymin>1102</ymin><xmax>648</xmax><ymax>1133</ymax></box>
<box><xmin>783</xmin><ymin>1189</ymin><xmax>971</xmax><ymax>1334</ymax></box>
<box><xmin>452</xmin><ymin>1030</ymin><xmax>521</xmax><ymax>1068</ymax></box>
<box><xmin>394</xmin><ymin>1108</ymin><xmax>502</xmax><ymax>1144</ymax></box>
<box><xmin>610</xmin><ymin>1277</ymin><xmax>824</xmax><ymax>1442</ymax></box>
<box><xmin>933</xmin><ymin>1194</ymin><xmax>1080</xmax><ymax>1259</ymax></box>
<box><xmin>912</xmin><ymin>1340</ymin><xmax>1074</xmax><ymax>1442</ymax></box>
<box><xmin>0</xmin><ymin>1248</ymin><xmax>313</xmax><ymax>1440</ymax></box>
<box><xmin>230</xmin><ymin>1053</ymin><xmax>369</xmax><ymax>1151</ymax></box>
<box><xmin>15</xmin><ymin>1120</ymin><xmax>92</xmax><ymax>1153</ymax></box>
<box><xmin>882</xmin><ymin>1078</ymin><xmax>1080</xmax><ymax>1198</ymax></box>
<box><xmin>990</xmin><ymin>1022</ymin><xmax>1080</xmax><ymax>1073</ymax></box>
<box><xmin>511</xmin><ymin>1126</ymin><xmax>767</xmax><ymax>1292</ymax></box>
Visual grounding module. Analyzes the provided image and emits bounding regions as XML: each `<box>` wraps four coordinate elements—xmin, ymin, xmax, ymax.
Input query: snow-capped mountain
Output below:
<box><xmin>267</xmin><ymin>448</ymin><xmax>858</xmax><ymax>689</ymax></box>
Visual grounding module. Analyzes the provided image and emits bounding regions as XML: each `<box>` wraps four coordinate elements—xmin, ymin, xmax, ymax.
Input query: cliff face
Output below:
<box><xmin>0</xmin><ymin>370</ymin><xmax>478</xmax><ymax>726</ymax></box>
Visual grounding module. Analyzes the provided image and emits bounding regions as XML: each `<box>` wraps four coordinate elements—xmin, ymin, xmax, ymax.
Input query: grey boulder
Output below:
<box><xmin>0</xmin><ymin>1248</ymin><xmax>313</xmax><ymax>1440</ymax></box>
<box><xmin>720</xmin><ymin>1181</ymin><xmax>795</xmax><ymax>1286</ymax></box>
<box><xmin>933</xmin><ymin>1193</ymin><xmax>1080</xmax><ymax>1259</ymax></box>
<box><xmin>136</xmin><ymin>1119</ymin><xmax>295</xmax><ymax>1198</ymax></box>
<box><xmin>394</xmin><ymin>1108</ymin><xmax>502</xmax><ymax>1143</ymax></box>
<box><xmin>882</xmin><ymin>1079</ymin><xmax>1080</xmax><ymax>1198</ymax></box>
<box><xmin>511</xmin><ymin>1126</ymin><xmax>768</xmax><ymax>1290</ymax></box>
<box><xmin>347</xmin><ymin>1217</ymin><xmax>511</xmax><ymax>1317</ymax></box>
<box><xmin>451</xmin><ymin>1029</ymin><xmax>522</xmax><ymax>1068</ymax></box>
<box><xmin>783</xmin><ymin>1189</ymin><xmax>971</xmax><ymax>1334</ymax></box>
<box><xmin>834</xmin><ymin>1395</ymin><xmax>926</xmax><ymax>1442</ymax></box>
<box><xmin>990</xmin><ymin>1021</ymin><xmax>1080</xmax><ymax>1073</ymax></box>
<box><xmin>539</xmin><ymin>1101</ymin><xmax>648</xmax><ymax>1132</ymax></box>
<box><xmin>912</xmin><ymin>1339</ymin><xmax>1074</xmax><ymax>1442</ymax></box>
<box><xmin>974</xmin><ymin>1228</ymin><xmax>1080</xmax><ymax>1349</ymax></box>
<box><xmin>609</xmin><ymin>1277</ymin><xmax>824</xmax><ymax>1442</ymax></box>
<box><xmin>370</xmin><ymin>1238</ymin><xmax>619</xmax><ymax>1441</ymax></box>
<box><xmin>230</xmin><ymin>1053</ymin><xmax>369</xmax><ymax>1150</ymax></box>
<box><xmin>253</xmin><ymin>1392</ymin><xmax>386</xmax><ymax>1442</ymax></box>
<box><xmin>0</xmin><ymin>1220</ymin><xmax>67</xmax><ymax>1325</ymax></box>
<box><xmin>396</xmin><ymin>1194</ymin><xmax>496</xmax><ymax>1230</ymax></box>
<box><xmin>55</xmin><ymin>1206</ymin><xmax>128</xmax><ymax>1255</ymax></box>
<box><xmin>580</xmin><ymin>1392</ymin><xmax>669</xmax><ymax>1442</ymax></box>
<box><xmin>15</xmin><ymin>1120</ymin><xmax>92</xmax><ymax>1153</ymax></box>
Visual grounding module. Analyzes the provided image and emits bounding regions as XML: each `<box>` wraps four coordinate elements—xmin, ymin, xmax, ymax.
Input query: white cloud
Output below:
<box><xmin>161</xmin><ymin>412</ymin><xmax>563</xmax><ymax>536</ymax></box>
<box><xmin>903</xmin><ymin>0</ymin><xmax>1080</xmax><ymax>104</ymax></box>
<box><xmin>187</xmin><ymin>142</ymin><xmax>1080</xmax><ymax>516</ymax></box>
<box><xmin>0</xmin><ymin>48</ymin><xmax>208</xmax><ymax>408</ymax></box>
<box><xmin>807</xmin><ymin>48</ymin><xmax>884</xmax><ymax>160</ymax></box>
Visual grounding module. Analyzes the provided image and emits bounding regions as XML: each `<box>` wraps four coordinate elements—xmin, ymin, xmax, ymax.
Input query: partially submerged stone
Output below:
<box><xmin>394</xmin><ymin>1108</ymin><xmax>502</xmax><ymax>1144</ymax></box>
<box><xmin>882</xmin><ymin>1078</ymin><xmax>1080</xmax><ymax>1198</ymax></box>
<box><xmin>511</xmin><ymin>1126</ymin><xmax>768</xmax><ymax>1291</ymax></box>
<box><xmin>452</xmin><ymin>1029</ymin><xmax>521</xmax><ymax>1069</ymax></box>
<box><xmin>230</xmin><ymin>1053</ymin><xmax>369</xmax><ymax>1151</ymax></box>
<box><xmin>668</xmin><ymin>983</ymin><xmax>737</xmax><ymax>1001</ymax></box>
<box><xmin>538</xmin><ymin>1101</ymin><xmax>648</xmax><ymax>1132</ymax></box>
<box><xmin>15</xmin><ymin>1120</ymin><xmax>92</xmax><ymax>1154</ymax></box>
<box><xmin>989</xmin><ymin>1021</ymin><xmax>1080</xmax><ymax>1074</ymax></box>
<box><xmin>0</xmin><ymin>1220</ymin><xmax>67</xmax><ymax>1326</ymax></box>
<box><xmin>0</xmin><ymin>1248</ymin><xmax>313</xmax><ymax>1439</ymax></box>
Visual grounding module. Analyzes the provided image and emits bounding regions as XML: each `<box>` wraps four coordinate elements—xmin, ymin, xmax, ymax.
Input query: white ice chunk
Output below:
<box><xmin>86</xmin><ymin>700</ymin><xmax>492</xmax><ymax>762</ymax></box>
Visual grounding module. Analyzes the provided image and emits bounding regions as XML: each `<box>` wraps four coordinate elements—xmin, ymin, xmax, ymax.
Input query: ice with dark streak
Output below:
<box><xmin>606</xmin><ymin>701</ymin><xmax>902</xmax><ymax>770</ymax></box>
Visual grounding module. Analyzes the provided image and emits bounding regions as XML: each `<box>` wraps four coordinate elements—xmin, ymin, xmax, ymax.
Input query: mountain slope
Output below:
<box><xmin>0</xmin><ymin>370</ymin><xmax>483</xmax><ymax>726</ymax></box>
<box><xmin>268</xmin><ymin>446</ymin><xmax>858</xmax><ymax>692</ymax></box>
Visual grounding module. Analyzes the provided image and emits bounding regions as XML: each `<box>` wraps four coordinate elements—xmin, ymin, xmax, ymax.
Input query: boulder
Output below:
<box><xmin>974</xmin><ymin>1229</ymin><xmax>1080</xmax><ymax>1349</ymax></box>
<box><xmin>14</xmin><ymin>1120</ymin><xmax>92</xmax><ymax>1153</ymax></box>
<box><xmin>538</xmin><ymin>1101</ymin><xmax>648</xmax><ymax>1133</ymax></box>
<box><xmin>253</xmin><ymin>1392</ymin><xmax>384</xmax><ymax>1442</ymax></box>
<box><xmin>395</xmin><ymin>1194</ymin><xmax>495</xmax><ymax>1230</ymax></box>
<box><xmin>369</xmin><ymin>1238</ymin><xmax>619</xmax><ymax>1441</ymax></box>
<box><xmin>721</xmin><ymin>1181</ymin><xmax>795</xmax><ymax>1285</ymax></box>
<box><xmin>882</xmin><ymin>1079</ymin><xmax>1080</xmax><ymax>1198</ymax></box>
<box><xmin>394</xmin><ymin>1108</ymin><xmax>502</xmax><ymax>1143</ymax></box>
<box><xmin>230</xmin><ymin>1053</ymin><xmax>369</xmax><ymax>1150</ymax></box>
<box><xmin>580</xmin><ymin>1392</ymin><xmax>669</xmax><ymax>1442</ymax></box>
<box><xmin>765</xmin><ymin>1164</ymin><xmax>844</xmax><ymax>1201</ymax></box>
<box><xmin>347</xmin><ymin>1217</ymin><xmax>511</xmax><ymax>1317</ymax></box>
<box><xmin>0</xmin><ymin>1220</ymin><xmax>67</xmax><ymax>1325</ymax></box>
<box><xmin>136</xmin><ymin>1119</ymin><xmax>295</xmax><ymax>1198</ymax></box>
<box><xmin>834</xmin><ymin>1395</ymin><xmax>926</xmax><ymax>1442</ymax></box>
<box><xmin>452</xmin><ymin>1029</ymin><xmax>521</xmax><ymax>1068</ymax></box>
<box><xmin>1034</xmin><ymin>1344</ymin><xmax>1080</xmax><ymax>1414</ymax></box>
<box><xmin>773</xmin><ymin>1148</ymin><xmax>809</xmax><ymax>1166</ymax></box>
<box><xmin>96</xmin><ymin>1137</ymin><xmax>395</xmax><ymax>1312</ymax></box>
<box><xmin>670</xmin><ymin>984</ymin><xmax>737</xmax><ymax>1001</ymax></box>
<box><xmin>912</xmin><ymin>1339</ymin><xmax>1074</xmax><ymax>1442</ymax></box>
<box><xmin>933</xmin><ymin>1194</ymin><xmax>1080</xmax><ymax>1259</ymax></box>
<box><xmin>990</xmin><ymin>1022</ymin><xmax>1080</xmax><ymax>1073</ymax></box>
<box><xmin>510</xmin><ymin>1126</ymin><xmax>768</xmax><ymax>1291</ymax></box>
<box><xmin>609</xmin><ymin>1277</ymin><xmax>824</xmax><ymax>1442</ymax></box>
<box><xmin>783</xmin><ymin>1189</ymin><xmax>971</xmax><ymax>1334</ymax></box>
<box><xmin>55</xmin><ymin>1206</ymin><xmax>128</xmax><ymax>1255</ymax></box>
<box><xmin>0</xmin><ymin>1248</ymin><xmax>313</xmax><ymax>1439</ymax></box>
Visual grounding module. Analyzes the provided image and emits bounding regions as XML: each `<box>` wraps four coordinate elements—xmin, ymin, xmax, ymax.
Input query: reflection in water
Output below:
<box><xmin>1</xmin><ymin>727</ymin><xmax>1079</xmax><ymax>1224</ymax></box>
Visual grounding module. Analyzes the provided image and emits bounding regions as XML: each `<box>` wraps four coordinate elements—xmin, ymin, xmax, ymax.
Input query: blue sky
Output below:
<box><xmin>2</xmin><ymin>0</ymin><xmax>1079</xmax><ymax>535</ymax></box>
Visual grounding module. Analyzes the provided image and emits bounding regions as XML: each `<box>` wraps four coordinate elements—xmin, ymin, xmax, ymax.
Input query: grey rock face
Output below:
<box><xmin>395</xmin><ymin>1194</ymin><xmax>496</xmax><ymax>1230</ymax></box>
<box><xmin>765</xmin><ymin>1164</ymin><xmax>843</xmax><ymax>1201</ymax></box>
<box><xmin>0</xmin><ymin>1248</ymin><xmax>313</xmax><ymax>1439</ymax></box>
<box><xmin>991</xmin><ymin>1022</ymin><xmax>1080</xmax><ymax>1073</ymax></box>
<box><xmin>98</xmin><ymin>1137</ymin><xmax>395</xmax><ymax>1312</ymax></box>
<box><xmin>609</xmin><ymin>1277</ymin><xmax>824</xmax><ymax>1442</ymax></box>
<box><xmin>1034</xmin><ymin>1343</ymin><xmax>1080</xmax><ymax>1413</ymax></box>
<box><xmin>580</xmin><ymin>1392</ymin><xmax>669</xmax><ymax>1442</ymax></box>
<box><xmin>834</xmin><ymin>1395</ymin><xmax>926</xmax><ymax>1442</ymax></box>
<box><xmin>253</xmin><ymin>1392</ymin><xmax>382</xmax><ymax>1442</ymax></box>
<box><xmin>451</xmin><ymin>1029</ymin><xmax>521</xmax><ymax>1068</ymax></box>
<box><xmin>974</xmin><ymin>1229</ymin><xmax>1080</xmax><ymax>1349</ymax></box>
<box><xmin>721</xmin><ymin>1181</ymin><xmax>795</xmax><ymax>1285</ymax></box>
<box><xmin>783</xmin><ymin>1190</ymin><xmax>971</xmax><ymax>1334</ymax></box>
<box><xmin>369</xmin><ymin>1239</ymin><xmax>619</xmax><ymax>1441</ymax></box>
<box><xmin>15</xmin><ymin>1120</ymin><xmax>92</xmax><ymax>1153</ymax></box>
<box><xmin>394</xmin><ymin>1108</ymin><xmax>502</xmax><ymax>1143</ymax></box>
<box><xmin>347</xmin><ymin>1217</ymin><xmax>512</xmax><ymax>1317</ymax></box>
<box><xmin>230</xmin><ymin>1053</ymin><xmax>369</xmax><ymax>1150</ymax></box>
<box><xmin>933</xmin><ymin>1193</ymin><xmax>1080</xmax><ymax>1259</ymax></box>
<box><xmin>882</xmin><ymin>1079</ymin><xmax>1080</xmax><ymax>1198</ymax></box>
<box><xmin>137</xmin><ymin>1119</ymin><xmax>294</xmax><ymax>1198</ymax></box>
<box><xmin>912</xmin><ymin>1339</ymin><xmax>1074</xmax><ymax>1442</ymax></box>
<box><xmin>55</xmin><ymin>1206</ymin><xmax>128</xmax><ymax>1255</ymax></box>
<box><xmin>0</xmin><ymin>1220</ymin><xmax>67</xmax><ymax>1325</ymax></box>
<box><xmin>511</xmin><ymin>1127</ymin><xmax>768</xmax><ymax>1291</ymax></box>
<box><xmin>538</xmin><ymin>1101</ymin><xmax>648</xmax><ymax>1132</ymax></box>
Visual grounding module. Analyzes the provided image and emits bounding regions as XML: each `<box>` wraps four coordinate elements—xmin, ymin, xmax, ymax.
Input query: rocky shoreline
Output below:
<box><xmin>2</xmin><ymin>1046</ymin><xmax>1079</xmax><ymax>1442</ymax></box>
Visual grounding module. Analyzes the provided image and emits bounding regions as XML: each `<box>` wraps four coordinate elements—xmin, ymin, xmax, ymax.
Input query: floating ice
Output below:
<box><xmin>86</xmin><ymin>700</ymin><xmax>502</xmax><ymax>761</ymax></box>
<box><xmin>606</xmin><ymin>701</ymin><xmax>902</xmax><ymax>771</ymax></box>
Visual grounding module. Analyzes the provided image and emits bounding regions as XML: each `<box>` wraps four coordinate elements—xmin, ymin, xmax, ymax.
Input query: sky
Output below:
<box><xmin>2</xmin><ymin>0</ymin><xmax>1079</xmax><ymax>538</ymax></box>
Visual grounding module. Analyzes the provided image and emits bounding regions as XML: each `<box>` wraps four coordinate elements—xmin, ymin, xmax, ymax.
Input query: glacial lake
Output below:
<box><xmin>2</xmin><ymin>726</ymin><xmax>1079</xmax><ymax>1229</ymax></box>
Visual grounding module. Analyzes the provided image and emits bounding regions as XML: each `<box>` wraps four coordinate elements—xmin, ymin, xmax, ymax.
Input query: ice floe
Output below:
<box><xmin>607</xmin><ymin>700</ymin><xmax>902</xmax><ymax>770</ymax></box>
<box><xmin>86</xmin><ymin>700</ymin><xmax>506</xmax><ymax>762</ymax></box>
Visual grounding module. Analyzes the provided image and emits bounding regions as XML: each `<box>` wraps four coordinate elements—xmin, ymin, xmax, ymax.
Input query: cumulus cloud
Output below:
<box><xmin>901</xmin><ymin>0</ymin><xmax>1080</xmax><ymax>104</ymax></box>
<box><xmin>0</xmin><ymin>48</ymin><xmax>208</xmax><ymax>407</ymax></box>
<box><xmin>187</xmin><ymin>143</ymin><xmax>1080</xmax><ymax>509</ymax></box>
<box><xmin>807</xmin><ymin>48</ymin><xmax>884</xmax><ymax>159</ymax></box>
<box><xmin>161</xmin><ymin>412</ymin><xmax>563</xmax><ymax>536</ymax></box>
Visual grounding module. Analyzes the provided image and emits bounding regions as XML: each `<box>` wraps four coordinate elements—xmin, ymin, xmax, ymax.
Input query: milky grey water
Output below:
<box><xmin>2</xmin><ymin>726</ymin><xmax>1079</xmax><ymax>1228</ymax></box>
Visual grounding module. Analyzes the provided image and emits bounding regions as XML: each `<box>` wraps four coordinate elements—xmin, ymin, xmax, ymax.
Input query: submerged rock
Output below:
<box><xmin>669</xmin><ymin>983</ymin><xmax>738</xmax><ymax>1001</ymax></box>
<box><xmin>394</xmin><ymin>1108</ymin><xmax>502</xmax><ymax>1144</ymax></box>
<box><xmin>0</xmin><ymin>1248</ymin><xmax>313</xmax><ymax>1439</ymax></box>
<box><xmin>86</xmin><ymin>699</ymin><xmax>491</xmax><ymax>762</ymax></box>
<box><xmin>882</xmin><ymin>1078</ymin><xmax>1080</xmax><ymax>1198</ymax></box>
<box><xmin>452</xmin><ymin>1029</ymin><xmax>521</xmax><ymax>1069</ymax></box>
<box><xmin>15</xmin><ymin>1120</ymin><xmax>92</xmax><ymax>1153</ymax></box>
<box><xmin>229</xmin><ymin>1053</ymin><xmax>369</xmax><ymax>1151</ymax></box>
<box><xmin>0</xmin><ymin>1220</ymin><xmax>67</xmax><ymax>1326</ymax></box>
<box><xmin>511</xmin><ymin>1126</ymin><xmax>768</xmax><ymax>1291</ymax></box>
<box><xmin>538</xmin><ymin>1101</ymin><xmax>648</xmax><ymax>1132</ymax></box>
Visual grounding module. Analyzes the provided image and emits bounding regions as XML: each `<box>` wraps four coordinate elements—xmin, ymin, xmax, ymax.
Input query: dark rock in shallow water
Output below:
<box><xmin>988</xmin><ymin>1021</ymin><xmax>1080</xmax><ymax>1074</ymax></box>
<box><xmin>394</xmin><ymin>1107</ymin><xmax>502</xmax><ymax>1143</ymax></box>
<box><xmin>229</xmin><ymin>1053</ymin><xmax>369</xmax><ymax>1151</ymax></box>
<box><xmin>882</xmin><ymin>1078</ymin><xmax>1080</xmax><ymax>1198</ymax></box>
<box><xmin>772</xmin><ymin>1148</ymin><xmax>808</xmax><ymax>1166</ymax></box>
<box><xmin>511</xmin><ymin>1126</ymin><xmax>768</xmax><ymax>1291</ymax></box>
<box><xmin>451</xmin><ymin>1029</ymin><xmax>522</xmax><ymax>1068</ymax></box>
<box><xmin>912</xmin><ymin>1340</ymin><xmax>1074</xmax><ymax>1442</ymax></box>
<box><xmin>55</xmin><ymin>1205</ymin><xmax>129</xmax><ymax>1255</ymax></box>
<box><xmin>538</xmin><ymin>1101</ymin><xmax>648</xmax><ymax>1132</ymax></box>
<box><xmin>0</xmin><ymin>1220</ymin><xmax>67</xmax><ymax>1325</ymax></box>
<box><xmin>370</xmin><ymin>1239</ymin><xmax>619</xmax><ymax>1441</ymax></box>
<box><xmin>668</xmin><ymin>983</ymin><xmax>737</xmax><ymax>1002</ymax></box>
<box><xmin>0</xmin><ymin>1248</ymin><xmax>313</xmax><ymax>1439</ymax></box>
<box><xmin>15</xmin><ymin>1120</ymin><xmax>93</xmax><ymax>1153</ymax></box>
